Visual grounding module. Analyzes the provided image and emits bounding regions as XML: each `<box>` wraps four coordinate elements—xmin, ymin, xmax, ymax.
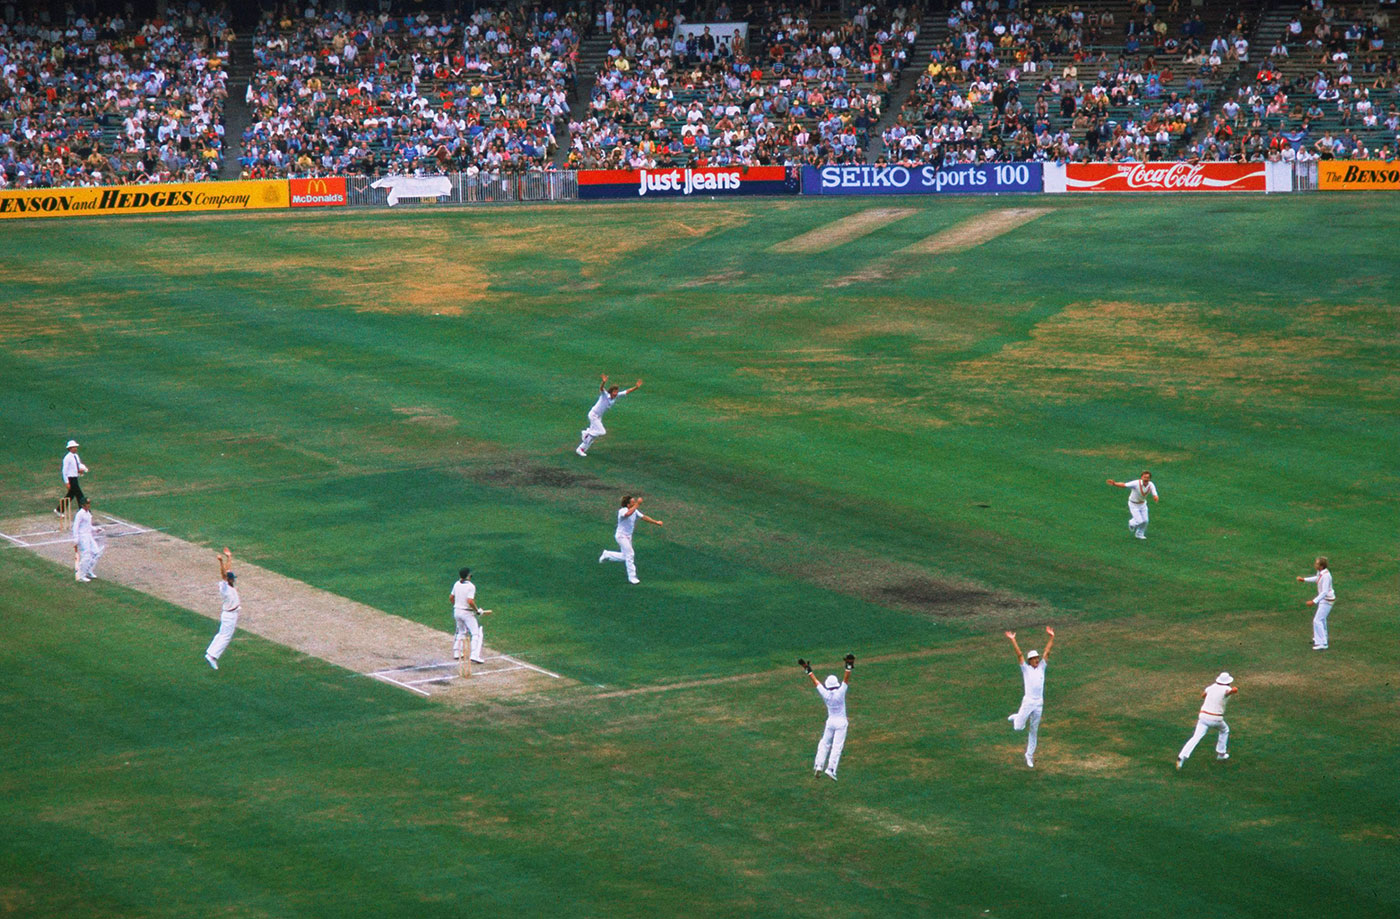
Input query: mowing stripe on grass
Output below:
<box><xmin>899</xmin><ymin>207</ymin><xmax>1050</xmax><ymax>254</ymax></box>
<box><xmin>1</xmin><ymin>514</ymin><xmax>570</xmax><ymax>702</ymax></box>
<box><xmin>769</xmin><ymin>207</ymin><xmax>918</xmax><ymax>253</ymax></box>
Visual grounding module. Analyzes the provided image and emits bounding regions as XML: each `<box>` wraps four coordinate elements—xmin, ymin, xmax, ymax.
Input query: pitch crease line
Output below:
<box><xmin>369</xmin><ymin>674</ymin><xmax>432</xmax><ymax>697</ymax></box>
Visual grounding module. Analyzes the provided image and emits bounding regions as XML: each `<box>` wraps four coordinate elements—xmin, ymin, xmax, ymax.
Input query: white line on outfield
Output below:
<box><xmin>0</xmin><ymin>531</ymin><xmax>29</xmax><ymax>547</ymax></box>
<box><xmin>499</xmin><ymin>654</ymin><xmax>562</xmax><ymax>679</ymax></box>
<box><xmin>369</xmin><ymin>673</ymin><xmax>432</xmax><ymax>697</ymax></box>
<box><xmin>401</xmin><ymin>665</ymin><xmax>528</xmax><ymax>685</ymax></box>
<box><xmin>5</xmin><ymin>528</ymin><xmax>153</xmax><ymax>549</ymax></box>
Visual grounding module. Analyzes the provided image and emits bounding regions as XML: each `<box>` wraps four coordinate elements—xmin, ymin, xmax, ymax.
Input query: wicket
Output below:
<box><xmin>57</xmin><ymin>497</ymin><xmax>72</xmax><ymax>532</ymax></box>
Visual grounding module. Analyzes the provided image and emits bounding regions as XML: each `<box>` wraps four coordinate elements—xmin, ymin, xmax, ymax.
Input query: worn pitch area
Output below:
<box><xmin>900</xmin><ymin>207</ymin><xmax>1051</xmax><ymax>253</ymax></box>
<box><xmin>0</xmin><ymin>514</ymin><xmax>568</xmax><ymax>701</ymax></box>
<box><xmin>769</xmin><ymin>207</ymin><xmax>918</xmax><ymax>253</ymax></box>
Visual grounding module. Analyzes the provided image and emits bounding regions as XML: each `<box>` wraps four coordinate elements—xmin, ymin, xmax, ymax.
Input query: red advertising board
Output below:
<box><xmin>289</xmin><ymin>176</ymin><xmax>348</xmax><ymax>207</ymax></box>
<box><xmin>578</xmin><ymin>166</ymin><xmax>797</xmax><ymax>198</ymax></box>
<box><xmin>1065</xmin><ymin>162</ymin><xmax>1266</xmax><ymax>192</ymax></box>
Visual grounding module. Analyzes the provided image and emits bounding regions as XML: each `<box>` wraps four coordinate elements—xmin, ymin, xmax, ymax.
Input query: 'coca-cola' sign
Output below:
<box><xmin>1065</xmin><ymin>162</ymin><xmax>1267</xmax><ymax>192</ymax></box>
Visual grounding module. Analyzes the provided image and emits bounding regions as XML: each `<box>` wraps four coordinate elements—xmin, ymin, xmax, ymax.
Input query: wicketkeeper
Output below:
<box><xmin>800</xmin><ymin>653</ymin><xmax>854</xmax><ymax>781</ymax></box>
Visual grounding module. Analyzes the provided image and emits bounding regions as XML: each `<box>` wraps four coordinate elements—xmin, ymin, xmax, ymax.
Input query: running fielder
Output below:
<box><xmin>450</xmin><ymin>567</ymin><xmax>492</xmax><ymax>672</ymax></box>
<box><xmin>205</xmin><ymin>548</ymin><xmax>240</xmax><ymax>670</ymax></box>
<box><xmin>599</xmin><ymin>495</ymin><xmax>662</xmax><ymax>584</ymax></box>
<box><xmin>1108</xmin><ymin>471</ymin><xmax>1159</xmax><ymax>539</ymax></box>
<box><xmin>1296</xmin><ymin>557</ymin><xmax>1336</xmax><ymax>651</ymax></box>
<box><xmin>1176</xmin><ymin>672</ymin><xmax>1237</xmax><ymax>769</ymax></box>
<box><xmin>800</xmin><ymin>654</ymin><xmax>854</xmax><ymax>781</ymax></box>
<box><xmin>1005</xmin><ymin>627</ymin><xmax>1054</xmax><ymax>768</ymax></box>
<box><xmin>575</xmin><ymin>373</ymin><xmax>642</xmax><ymax>456</ymax></box>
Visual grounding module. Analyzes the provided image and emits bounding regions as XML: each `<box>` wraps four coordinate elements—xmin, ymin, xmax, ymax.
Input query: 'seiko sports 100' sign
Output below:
<box><xmin>577</xmin><ymin>166</ymin><xmax>798</xmax><ymax>198</ymax></box>
<box><xmin>802</xmin><ymin>163</ymin><xmax>1042</xmax><ymax>195</ymax></box>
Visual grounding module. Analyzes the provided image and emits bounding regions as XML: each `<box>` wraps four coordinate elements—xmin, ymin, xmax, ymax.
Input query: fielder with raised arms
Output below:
<box><xmin>1108</xmin><ymin>471</ymin><xmax>1159</xmax><ymax>539</ymax></box>
<box><xmin>800</xmin><ymin>654</ymin><xmax>854</xmax><ymax>781</ymax></box>
<box><xmin>575</xmin><ymin>373</ymin><xmax>642</xmax><ymax>457</ymax></box>
<box><xmin>1005</xmin><ymin>627</ymin><xmax>1054</xmax><ymax>769</ymax></box>
<box><xmin>205</xmin><ymin>548</ymin><xmax>240</xmax><ymax>670</ymax></box>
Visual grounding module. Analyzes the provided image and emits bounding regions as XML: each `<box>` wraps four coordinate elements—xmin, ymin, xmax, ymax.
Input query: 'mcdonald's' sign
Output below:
<box><xmin>578</xmin><ymin>166</ymin><xmax>798</xmax><ymax>199</ymax></box>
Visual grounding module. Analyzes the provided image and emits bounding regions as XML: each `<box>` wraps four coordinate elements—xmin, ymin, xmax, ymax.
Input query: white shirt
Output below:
<box><xmin>1303</xmin><ymin>569</ymin><xmax>1335</xmax><ymax>603</ymax></box>
<box><xmin>451</xmin><ymin>579</ymin><xmax>477</xmax><ymax>613</ymax></box>
<box><xmin>1200</xmin><ymin>682</ymin><xmax>1234</xmax><ymax>717</ymax></box>
<box><xmin>62</xmin><ymin>451</ymin><xmax>82</xmax><ymax>482</ymax></box>
<box><xmin>1020</xmin><ymin>660</ymin><xmax>1046</xmax><ymax>703</ymax></box>
<box><xmin>816</xmin><ymin>681</ymin><xmax>848</xmax><ymax>721</ymax></box>
<box><xmin>73</xmin><ymin>507</ymin><xmax>94</xmax><ymax>543</ymax></box>
<box><xmin>616</xmin><ymin>507</ymin><xmax>639</xmax><ymax>540</ymax></box>
<box><xmin>219</xmin><ymin>580</ymin><xmax>241</xmax><ymax>613</ymax></box>
<box><xmin>1126</xmin><ymin>480</ymin><xmax>1158</xmax><ymax>504</ymax></box>
<box><xmin>590</xmin><ymin>389</ymin><xmax>625</xmax><ymax>417</ymax></box>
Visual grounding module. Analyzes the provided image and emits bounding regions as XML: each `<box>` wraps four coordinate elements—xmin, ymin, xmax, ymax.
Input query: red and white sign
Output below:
<box><xmin>1065</xmin><ymin>162</ymin><xmax>1267</xmax><ymax>192</ymax></box>
<box><xmin>289</xmin><ymin>176</ymin><xmax>348</xmax><ymax>207</ymax></box>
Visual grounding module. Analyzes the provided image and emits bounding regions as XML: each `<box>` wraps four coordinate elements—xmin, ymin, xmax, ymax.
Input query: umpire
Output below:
<box><xmin>57</xmin><ymin>440</ymin><xmax>87</xmax><ymax>512</ymax></box>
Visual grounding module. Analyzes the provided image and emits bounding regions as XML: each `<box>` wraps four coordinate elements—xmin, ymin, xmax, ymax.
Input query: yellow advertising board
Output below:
<box><xmin>1317</xmin><ymin>160</ymin><xmax>1400</xmax><ymax>191</ymax></box>
<box><xmin>0</xmin><ymin>179</ymin><xmax>290</xmax><ymax>219</ymax></box>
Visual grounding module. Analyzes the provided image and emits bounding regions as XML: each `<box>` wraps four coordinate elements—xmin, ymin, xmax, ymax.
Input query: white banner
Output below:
<box><xmin>674</xmin><ymin>22</ymin><xmax>748</xmax><ymax>48</ymax></box>
<box><xmin>370</xmin><ymin>175</ymin><xmax>453</xmax><ymax>206</ymax></box>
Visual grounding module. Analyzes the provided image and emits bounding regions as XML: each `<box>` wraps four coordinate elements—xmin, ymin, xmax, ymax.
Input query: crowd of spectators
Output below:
<box><xmin>0</xmin><ymin>3</ymin><xmax>231</xmax><ymax>188</ymax></box>
<box><xmin>566</xmin><ymin>2</ymin><xmax>916</xmax><ymax>168</ymax></box>
<box><xmin>1200</xmin><ymin>0</ymin><xmax>1399</xmax><ymax>163</ymax></box>
<box><xmin>240</xmin><ymin>3</ymin><xmax>579</xmax><ymax>177</ymax></box>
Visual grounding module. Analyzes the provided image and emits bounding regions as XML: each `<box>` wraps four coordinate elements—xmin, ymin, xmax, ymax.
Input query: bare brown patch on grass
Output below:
<box><xmin>954</xmin><ymin>300</ymin><xmax>1400</xmax><ymax>407</ymax></box>
<box><xmin>770</xmin><ymin>207</ymin><xmax>917</xmax><ymax>254</ymax></box>
<box><xmin>1056</xmin><ymin>445</ymin><xmax>1195</xmax><ymax>462</ymax></box>
<box><xmin>393</xmin><ymin>405</ymin><xmax>457</xmax><ymax>430</ymax></box>
<box><xmin>681</xmin><ymin>270</ymin><xmax>747</xmax><ymax>287</ymax></box>
<box><xmin>901</xmin><ymin>207</ymin><xmax>1051</xmax><ymax>254</ymax></box>
<box><xmin>1047</xmin><ymin>752</ymin><xmax>1135</xmax><ymax>776</ymax></box>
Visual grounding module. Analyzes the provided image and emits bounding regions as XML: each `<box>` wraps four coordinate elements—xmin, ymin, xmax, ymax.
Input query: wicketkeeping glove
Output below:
<box><xmin>844</xmin><ymin>653</ymin><xmax>855</xmax><ymax>670</ymax></box>
<box><xmin>797</xmin><ymin>658</ymin><xmax>812</xmax><ymax>674</ymax></box>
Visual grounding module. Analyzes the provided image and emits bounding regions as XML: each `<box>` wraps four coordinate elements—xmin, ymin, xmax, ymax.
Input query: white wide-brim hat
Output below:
<box><xmin>1216</xmin><ymin>672</ymin><xmax>1234</xmax><ymax>685</ymax></box>
<box><xmin>824</xmin><ymin>674</ymin><xmax>841</xmax><ymax>689</ymax></box>
<box><xmin>66</xmin><ymin>440</ymin><xmax>80</xmax><ymax>448</ymax></box>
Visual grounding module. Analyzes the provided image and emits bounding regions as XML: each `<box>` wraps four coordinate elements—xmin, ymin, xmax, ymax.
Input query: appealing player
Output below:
<box><xmin>1107</xmin><ymin>471</ymin><xmax>1159</xmax><ymax>539</ymax></box>
<box><xmin>1005</xmin><ymin>627</ymin><xmax>1054</xmax><ymax>768</ymax></box>
<box><xmin>205</xmin><ymin>548</ymin><xmax>240</xmax><ymax>670</ymax></box>
<box><xmin>599</xmin><ymin>495</ymin><xmax>662</xmax><ymax>584</ymax></box>
<box><xmin>576</xmin><ymin>373</ymin><xmax>642</xmax><ymax>456</ymax></box>
<box><xmin>1296</xmin><ymin>557</ymin><xmax>1336</xmax><ymax>650</ymax></box>
<box><xmin>1177</xmin><ymin>672</ymin><xmax>1238</xmax><ymax>769</ymax></box>
<box><xmin>800</xmin><ymin>654</ymin><xmax>854</xmax><ymax>781</ymax></box>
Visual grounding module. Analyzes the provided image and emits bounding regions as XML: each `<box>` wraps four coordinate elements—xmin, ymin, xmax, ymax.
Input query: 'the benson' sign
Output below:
<box><xmin>802</xmin><ymin>163</ymin><xmax>1042</xmax><ymax>195</ymax></box>
<box><xmin>578</xmin><ymin>166</ymin><xmax>797</xmax><ymax>198</ymax></box>
<box><xmin>1064</xmin><ymin>162</ymin><xmax>1267</xmax><ymax>192</ymax></box>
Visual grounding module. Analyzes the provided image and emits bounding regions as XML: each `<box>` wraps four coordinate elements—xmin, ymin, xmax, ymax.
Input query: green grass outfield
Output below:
<box><xmin>0</xmin><ymin>195</ymin><xmax>1396</xmax><ymax>918</ymax></box>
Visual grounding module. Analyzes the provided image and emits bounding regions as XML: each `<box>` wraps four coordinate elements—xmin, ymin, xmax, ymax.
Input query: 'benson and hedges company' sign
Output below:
<box><xmin>802</xmin><ymin>163</ymin><xmax>1042</xmax><ymax>195</ymax></box>
<box><xmin>578</xmin><ymin>166</ymin><xmax>797</xmax><ymax>198</ymax></box>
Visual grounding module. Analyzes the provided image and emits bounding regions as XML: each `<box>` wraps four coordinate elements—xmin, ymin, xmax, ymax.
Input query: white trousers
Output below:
<box><xmin>1010</xmin><ymin>698</ymin><xmax>1043</xmax><ymax>756</ymax></box>
<box><xmin>206</xmin><ymin>610</ymin><xmax>239</xmax><ymax>661</ymax></box>
<box><xmin>815</xmin><ymin>717</ymin><xmax>848</xmax><ymax>774</ymax></box>
<box><xmin>77</xmin><ymin>536</ymin><xmax>103</xmax><ymax>578</ymax></box>
<box><xmin>454</xmin><ymin>611</ymin><xmax>483</xmax><ymax>660</ymax></box>
<box><xmin>1312</xmin><ymin>600</ymin><xmax>1332</xmax><ymax>648</ymax></box>
<box><xmin>601</xmin><ymin>534</ymin><xmax>637</xmax><ymax>582</ymax></box>
<box><xmin>1128</xmin><ymin>500</ymin><xmax>1149</xmax><ymax>538</ymax></box>
<box><xmin>1179</xmin><ymin>714</ymin><xmax>1229</xmax><ymax>760</ymax></box>
<box><xmin>579</xmin><ymin>411</ymin><xmax>606</xmax><ymax>450</ymax></box>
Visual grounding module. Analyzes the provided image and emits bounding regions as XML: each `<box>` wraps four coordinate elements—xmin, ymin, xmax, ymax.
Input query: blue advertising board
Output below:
<box><xmin>801</xmin><ymin>163</ymin><xmax>1042</xmax><ymax>195</ymax></box>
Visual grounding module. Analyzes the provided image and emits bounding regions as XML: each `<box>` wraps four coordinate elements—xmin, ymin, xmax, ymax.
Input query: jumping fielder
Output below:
<box><xmin>1296</xmin><ymin>557</ymin><xmax>1336</xmax><ymax>651</ymax></box>
<box><xmin>599</xmin><ymin>495</ymin><xmax>662</xmax><ymax>584</ymax></box>
<box><xmin>57</xmin><ymin>439</ymin><xmax>88</xmax><ymax>514</ymax></box>
<box><xmin>205</xmin><ymin>548</ymin><xmax>240</xmax><ymax>670</ymax></box>
<box><xmin>1176</xmin><ymin>672</ymin><xmax>1237</xmax><ymax>769</ymax></box>
<box><xmin>1108</xmin><ymin>471</ymin><xmax>1159</xmax><ymax>539</ymax></box>
<box><xmin>72</xmin><ymin>498</ymin><xmax>103</xmax><ymax>582</ymax></box>
<box><xmin>1005</xmin><ymin>627</ymin><xmax>1054</xmax><ymax>768</ymax></box>
<box><xmin>575</xmin><ymin>373</ymin><xmax>642</xmax><ymax>457</ymax></box>
<box><xmin>800</xmin><ymin>654</ymin><xmax>854</xmax><ymax>781</ymax></box>
<box><xmin>451</xmin><ymin>567</ymin><xmax>492</xmax><ymax>669</ymax></box>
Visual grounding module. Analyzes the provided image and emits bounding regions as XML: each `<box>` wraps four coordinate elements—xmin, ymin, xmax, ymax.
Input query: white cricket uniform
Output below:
<box><xmin>451</xmin><ymin>578</ymin><xmax>483</xmax><ymax>661</ymax></box>
<box><xmin>206</xmin><ymin>580</ymin><xmax>241</xmax><ymax>663</ymax></box>
<box><xmin>600</xmin><ymin>506</ymin><xmax>641</xmax><ymax>583</ymax></box>
<box><xmin>577</xmin><ymin>389</ymin><xmax>627</xmax><ymax>453</ymax></box>
<box><xmin>62</xmin><ymin>450</ymin><xmax>82</xmax><ymax>483</ymax></box>
<box><xmin>813</xmin><ymin>681</ymin><xmax>849</xmax><ymax>776</ymax></box>
<box><xmin>1124</xmin><ymin>479</ymin><xmax>1158</xmax><ymax>538</ymax></box>
<box><xmin>1009</xmin><ymin>660</ymin><xmax>1046</xmax><ymax>759</ymax></box>
<box><xmin>1178</xmin><ymin>681</ymin><xmax>1234</xmax><ymax>761</ymax></box>
<box><xmin>1303</xmin><ymin>569</ymin><xmax>1335</xmax><ymax>649</ymax></box>
<box><xmin>72</xmin><ymin>506</ymin><xmax>103</xmax><ymax>580</ymax></box>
